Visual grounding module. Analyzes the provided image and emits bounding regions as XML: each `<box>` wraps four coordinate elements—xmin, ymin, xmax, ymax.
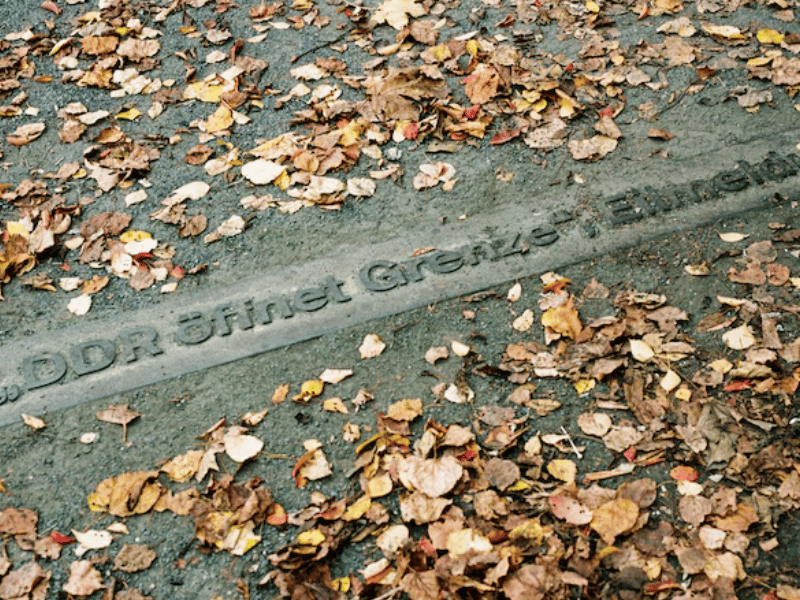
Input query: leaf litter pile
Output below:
<box><xmin>1</xmin><ymin>0</ymin><xmax>800</xmax><ymax>305</ymax></box>
<box><xmin>3</xmin><ymin>224</ymin><xmax>800</xmax><ymax>599</ymax></box>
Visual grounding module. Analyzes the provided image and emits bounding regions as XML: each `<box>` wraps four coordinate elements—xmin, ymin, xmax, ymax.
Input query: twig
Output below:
<box><xmin>560</xmin><ymin>426</ymin><xmax>583</xmax><ymax>460</ymax></box>
<box><xmin>372</xmin><ymin>586</ymin><xmax>404</xmax><ymax>600</ymax></box>
<box><xmin>291</xmin><ymin>31</ymin><xmax>349</xmax><ymax>63</ymax></box>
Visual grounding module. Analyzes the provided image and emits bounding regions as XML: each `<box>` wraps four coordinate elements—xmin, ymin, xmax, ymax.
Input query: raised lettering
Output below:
<box><xmin>760</xmin><ymin>151</ymin><xmax>797</xmax><ymax>180</ymax></box>
<box><xmin>176</xmin><ymin>312</ymin><xmax>213</xmax><ymax>345</ymax></box>
<box><xmin>360</xmin><ymin>260</ymin><xmax>407</xmax><ymax>292</ymax></box>
<box><xmin>294</xmin><ymin>287</ymin><xmax>328</xmax><ymax>312</ymax></box>
<box><xmin>527</xmin><ymin>224</ymin><xmax>559</xmax><ymax>246</ymax></box>
<box><xmin>605</xmin><ymin>193</ymin><xmax>640</xmax><ymax>224</ymax></box>
<box><xmin>117</xmin><ymin>327</ymin><xmax>163</xmax><ymax>363</ymax></box>
<box><xmin>71</xmin><ymin>339</ymin><xmax>116</xmax><ymax>376</ymax></box>
<box><xmin>499</xmin><ymin>233</ymin><xmax>525</xmax><ymax>257</ymax></box>
<box><xmin>714</xmin><ymin>170</ymin><xmax>749</xmax><ymax>192</ymax></box>
<box><xmin>461</xmin><ymin>241</ymin><xmax>499</xmax><ymax>265</ymax></box>
<box><xmin>400</xmin><ymin>257</ymin><xmax>428</xmax><ymax>283</ymax></box>
<box><xmin>213</xmin><ymin>301</ymin><xmax>254</xmax><ymax>336</ymax></box>
<box><xmin>426</xmin><ymin>250</ymin><xmax>464</xmax><ymax>274</ymax></box>
<box><xmin>253</xmin><ymin>298</ymin><xmax>294</xmax><ymax>325</ymax></box>
<box><xmin>22</xmin><ymin>352</ymin><xmax>67</xmax><ymax>389</ymax></box>
<box><xmin>322</xmin><ymin>276</ymin><xmax>351</xmax><ymax>303</ymax></box>
<box><xmin>550</xmin><ymin>210</ymin><xmax>574</xmax><ymax>226</ymax></box>
<box><xmin>736</xmin><ymin>160</ymin><xmax>765</xmax><ymax>185</ymax></box>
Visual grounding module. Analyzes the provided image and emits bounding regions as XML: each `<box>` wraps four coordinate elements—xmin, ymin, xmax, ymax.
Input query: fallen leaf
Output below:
<box><xmin>590</xmin><ymin>498</ymin><xmax>640</xmax><ymax>544</ymax></box>
<box><xmin>62</xmin><ymin>560</ymin><xmax>105</xmax><ymax>596</ymax></box>
<box><xmin>113</xmin><ymin>544</ymin><xmax>156</xmax><ymax>573</ymax></box>
<box><xmin>223</xmin><ymin>429</ymin><xmax>264</xmax><ymax>462</ymax></box>
<box><xmin>547</xmin><ymin>459</ymin><xmax>577</xmax><ymax>484</ymax></box>
<box><xmin>21</xmin><ymin>414</ymin><xmax>46</xmax><ymax>430</ymax></box>
<box><xmin>359</xmin><ymin>334</ymin><xmax>386</xmax><ymax>358</ymax></box>
<box><xmin>722</xmin><ymin>325</ymin><xmax>756</xmax><ymax>349</ymax></box>
<box><xmin>399</xmin><ymin>456</ymin><xmax>463</xmax><ymax>497</ymax></box>
<box><xmin>6</xmin><ymin>122</ymin><xmax>46</xmax><ymax>146</ymax></box>
<box><xmin>549</xmin><ymin>496</ymin><xmax>593</xmax><ymax>525</ymax></box>
<box><xmin>371</xmin><ymin>0</ymin><xmax>426</xmax><ymax>30</ymax></box>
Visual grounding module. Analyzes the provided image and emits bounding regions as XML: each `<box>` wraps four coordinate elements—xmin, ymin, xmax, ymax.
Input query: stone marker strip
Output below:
<box><xmin>2</xmin><ymin>139</ymin><xmax>800</xmax><ymax>426</ymax></box>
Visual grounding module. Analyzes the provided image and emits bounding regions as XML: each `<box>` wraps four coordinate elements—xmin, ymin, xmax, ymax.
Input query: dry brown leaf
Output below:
<box><xmin>549</xmin><ymin>496</ymin><xmax>593</xmax><ymax>525</ymax></box>
<box><xmin>160</xmin><ymin>450</ymin><xmax>204</xmax><ymax>483</ymax></box>
<box><xmin>359</xmin><ymin>334</ymin><xmax>386</xmax><ymax>359</ymax></box>
<box><xmin>399</xmin><ymin>456</ymin><xmax>463</xmax><ymax>497</ymax></box>
<box><xmin>577</xmin><ymin>412</ymin><xmax>612</xmax><ymax>437</ymax></box>
<box><xmin>386</xmin><ymin>398</ymin><xmax>423</xmax><ymax>421</ymax></box>
<box><xmin>62</xmin><ymin>560</ymin><xmax>104</xmax><ymax>597</ymax></box>
<box><xmin>0</xmin><ymin>562</ymin><xmax>47</xmax><ymax>600</ymax></box>
<box><xmin>113</xmin><ymin>544</ymin><xmax>156</xmax><ymax>573</ymax></box>
<box><xmin>424</xmin><ymin>346</ymin><xmax>449</xmax><ymax>364</ymax></box>
<box><xmin>590</xmin><ymin>498</ymin><xmax>640</xmax><ymax>544</ymax></box>
<box><xmin>401</xmin><ymin>570</ymin><xmax>439</xmax><ymax>600</ymax></box>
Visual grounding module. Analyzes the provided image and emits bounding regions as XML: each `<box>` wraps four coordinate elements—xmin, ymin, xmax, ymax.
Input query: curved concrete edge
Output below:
<box><xmin>2</xmin><ymin>133</ymin><xmax>800</xmax><ymax>426</ymax></box>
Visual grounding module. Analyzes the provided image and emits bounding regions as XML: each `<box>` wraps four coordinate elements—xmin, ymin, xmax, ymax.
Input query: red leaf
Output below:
<box><xmin>490</xmin><ymin>130</ymin><xmax>520</xmax><ymax>145</ymax></box>
<box><xmin>670</xmin><ymin>465</ymin><xmax>698</xmax><ymax>482</ymax></box>
<box><xmin>598</xmin><ymin>106</ymin><xmax>615</xmax><ymax>118</ymax></box>
<box><xmin>724</xmin><ymin>380</ymin><xmax>750</xmax><ymax>392</ymax></box>
<box><xmin>623</xmin><ymin>447</ymin><xmax>636</xmax><ymax>462</ymax></box>
<box><xmin>644</xmin><ymin>581</ymin><xmax>683</xmax><ymax>595</ymax></box>
<box><xmin>418</xmin><ymin>536</ymin><xmax>436</xmax><ymax>557</ymax></box>
<box><xmin>464</xmin><ymin>105</ymin><xmax>480</xmax><ymax>120</ymax></box>
<box><xmin>51</xmin><ymin>530</ymin><xmax>76</xmax><ymax>544</ymax></box>
<box><xmin>404</xmin><ymin>122</ymin><xmax>419</xmax><ymax>140</ymax></box>
<box><xmin>41</xmin><ymin>1</ymin><xmax>62</xmax><ymax>14</ymax></box>
<box><xmin>266</xmin><ymin>503</ymin><xmax>287</xmax><ymax>526</ymax></box>
<box><xmin>456</xmin><ymin>448</ymin><xmax>477</xmax><ymax>462</ymax></box>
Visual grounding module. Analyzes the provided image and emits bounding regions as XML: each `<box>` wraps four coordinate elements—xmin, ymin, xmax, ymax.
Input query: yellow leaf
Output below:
<box><xmin>161</xmin><ymin>450</ymin><xmax>204</xmax><ymax>482</ymax></box>
<box><xmin>509</xmin><ymin>518</ymin><xmax>545</xmax><ymax>543</ymax></box>
<box><xmin>385</xmin><ymin>398</ymin><xmax>423</xmax><ymax>421</ymax></box>
<box><xmin>757</xmin><ymin>28</ymin><xmax>783</xmax><ymax>45</ymax></box>
<box><xmin>541</xmin><ymin>297</ymin><xmax>582</xmax><ymax>339</ymax></box>
<box><xmin>293</xmin><ymin>379</ymin><xmax>325</xmax><ymax>402</ymax></box>
<box><xmin>115</xmin><ymin>108</ymin><xmax>141</xmax><ymax>120</ymax></box>
<box><xmin>574</xmin><ymin>379</ymin><xmax>596</xmax><ymax>394</ymax></box>
<box><xmin>465</xmin><ymin>39</ymin><xmax>479</xmax><ymax>57</ymax></box>
<box><xmin>323</xmin><ymin>397</ymin><xmax>349</xmax><ymax>413</ymax></box>
<box><xmin>297</xmin><ymin>528</ymin><xmax>326</xmax><ymax>546</ymax></box>
<box><xmin>274</xmin><ymin>169</ymin><xmax>291</xmax><ymax>190</ymax></box>
<box><xmin>586</xmin><ymin>0</ymin><xmax>600</xmax><ymax>12</ymax></box>
<box><xmin>184</xmin><ymin>80</ymin><xmax>226</xmax><ymax>103</ymax></box>
<box><xmin>330</xmin><ymin>577</ymin><xmax>350</xmax><ymax>592</ymax></box>
<box><xmin>506</xmin><ymin>479</ymin><xmax>531</xmax><ymax>492</ymax></box>
<box><xmin>367</xmin><ymin>473</ymin><xmax>394</xmax><ymax>498</ymax></box>
<box><xmin>6</xmin><ymin>221</ymin><xmax>30</xmax><ymax>237</ymax></box>
<box><xmin>205</xmin><ymin>104</ymin><xmax>234</xmax><ymax>134</ymax></box>
<box><xmin>119</xmin><ymin>230</ymin><xmax>152</xmax><ymax>243</ymax></box>
<box><xmin>433</xmin><ymin>44</ymin><xmax>452</xmax><ymax>61</ymax></box>
<box><xmin>342</xmin><ymin>495</ymin><xmax>372</xmax><ymax>521</ymax></box>
<box><xmin>547</xmin><ymin>459</ymin><xmax>577</xmax><ymax>484</ymax></box>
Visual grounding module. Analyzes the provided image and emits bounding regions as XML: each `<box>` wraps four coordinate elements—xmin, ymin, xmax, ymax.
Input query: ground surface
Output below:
<box><xmin>1</xmin><ymin>0</ymin><xmax>800</xmax><ymax>600</ymax></box>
